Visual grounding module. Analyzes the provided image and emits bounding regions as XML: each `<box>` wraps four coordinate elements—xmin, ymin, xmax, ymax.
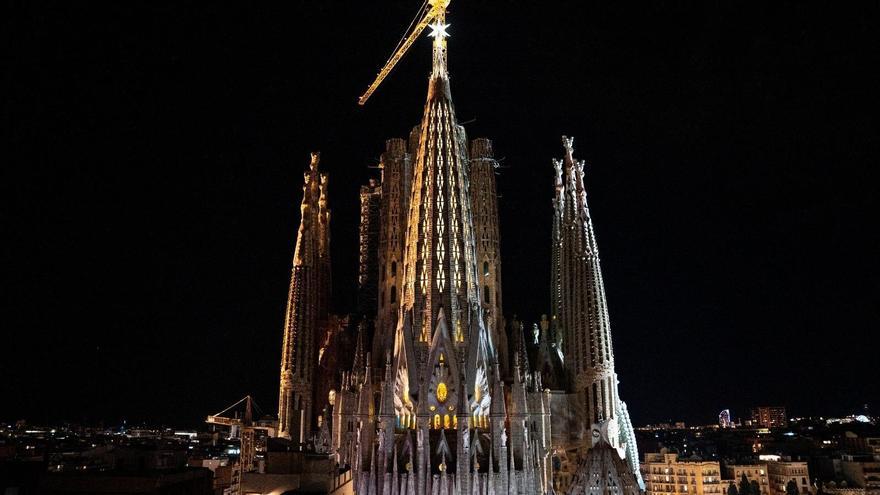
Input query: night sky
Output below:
<box><xmin>5</xmin><ymin>2</ymin><xmax>879</xmax><ymax>428</ymax></box>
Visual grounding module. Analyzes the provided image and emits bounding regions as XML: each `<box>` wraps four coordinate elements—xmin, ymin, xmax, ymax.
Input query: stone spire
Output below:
<box><xmin>552</xmin><ymin>136</ymin><xmax>619</xmax><ymax>429</ymax></box>
<box><xmin>277</xmin><ymin>151</ymin><xmax>332</xmax><ymax>441</ymax></box>
<box><xmin>392</xmin><ymin>4</ymin><xmax>493</xmax><ymax>423</ymax></box>
<box><xmin>344</xmin><ymin>6</ymin><xmax>552</xmax><ymax>493</ymax></box>
<box><xmin>468</xmin><ymin>137</ymin><xmax>507</xmax><ymax>376</ymax></box>
<box><xmin>375</xmin><ymin>138</ymin><xmax>412</xmax><ymax>369</ymax></box>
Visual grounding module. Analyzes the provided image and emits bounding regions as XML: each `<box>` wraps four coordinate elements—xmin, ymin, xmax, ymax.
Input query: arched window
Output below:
<box><xmin>436</xmin><ymin>382</ymin><xmax>447</xmax><ymax>403</ymax></box>
<box><xmin>484</xmin><ymin>285</ymin><xmax>490</xmax><ymax>304</ymax></box>
<box><xmin>390</xmin><ymin>286</ymin><xmax>397</xmax><ymax>304</ymax></box>
<box><xmin>434</xmin><ymin>414</ymin><xmax>441</xmax><ymax>429</ymax></box>
<box><xmin>483</xmin><ymin>261</ymin><xmax>489</xmax><ymax>277</ymax></box>
<box><xmin>391</xmin><ymin>261</ymin><xmax>397</xmax><ymax>277</ymax></box>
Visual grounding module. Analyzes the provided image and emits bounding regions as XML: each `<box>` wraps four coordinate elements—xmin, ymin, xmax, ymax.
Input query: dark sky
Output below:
<box><xmin>5</xmin><ymin>2</ymin><xmax>879</xmax><ymax>428</ymax></box>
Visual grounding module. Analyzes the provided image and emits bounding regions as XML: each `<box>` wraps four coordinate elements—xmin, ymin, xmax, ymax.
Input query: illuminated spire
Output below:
<box><xmin>429</xmin><ymin>17</ymin><xmax>450</xmax><ymax>78</ymax></box>
<box><xmin>277</xmin><ymin>152</ymin><xmax>332</xmax><ymax>442</ymax></box>
<box><xmin>390</xmin><ymin>0</ymin><xmax>493</xmax><ymax>426</ymax></box>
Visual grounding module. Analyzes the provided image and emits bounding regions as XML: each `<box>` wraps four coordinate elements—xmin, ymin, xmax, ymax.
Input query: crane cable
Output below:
<box><xmin>212</xmin><ymin>395</ymin><xmax>251</xmax><ymax>418</ymax></box>
<box><xmin>385</xmin><ymin>0</ymin><xmax>430</xmax><ymax>71</ymax></box>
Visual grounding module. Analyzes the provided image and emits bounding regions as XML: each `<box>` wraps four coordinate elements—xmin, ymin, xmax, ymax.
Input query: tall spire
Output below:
<box><xmin>278</xmin><ymin>152</ymin><xmax>332</xmax><ymax>441</ymax></box>
<box><xmin>392</xmin><ymin>0</ymin><xmax>493</xmax><ymax>421</ymax></box>
<box><xmin>552</xmin><ymin>136</ymin><xmax>619</xmax><ymax>429</ymax></box>
<box><xmin>468</xmin><ymin>138</ymin><xmax>506</xmax><ymax>376</ymax></box>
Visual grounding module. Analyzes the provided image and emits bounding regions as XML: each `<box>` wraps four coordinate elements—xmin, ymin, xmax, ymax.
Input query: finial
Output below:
<box><xmin>309</xmin><ymin>151</ymin><xmax>320</xmax><ymax>170</ymax></box>
<box><xmin>562</xmin><ymin>135</ymin><xmax>574</xmax><ymax>154</ymax></box>
<box><xmin>552</xmin><ymin>158</ymin><xmax>563</xmax><ymax>186</ymax></box>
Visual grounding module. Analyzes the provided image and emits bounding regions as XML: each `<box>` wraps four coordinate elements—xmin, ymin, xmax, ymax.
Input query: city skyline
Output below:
<box><xmin>5</xmin><ymin>1</ymin><xmax>878</xmax><ymax>431</ymax></box>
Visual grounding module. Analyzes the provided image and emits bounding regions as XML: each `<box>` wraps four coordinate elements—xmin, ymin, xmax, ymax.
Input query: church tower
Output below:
<box><xmin>552</xmin><ymin>136</ymin><xmax>618</xmax><ymax>430</ymax></box>
<box><xmin>468</xmin><ymin>138</ymin><xmax>507</xmax><ymax>376</ymax></box>
<box><xmin>343</xmin><ymin>3</ymin><xmax>552</xmax><ymax>493</ymax></box>
<box><xmin>277</xmin><ymin>152</ymin><xmax>332</xmax><ymax>442</ymax></box>
<box><xmin>389</xmin><ymin>5</ymin><xmax>495</xmax><ymax>430</ymax></box>
<box><xmin>550</xmin><ymin>136</ymin><xmax>644</xmax><ymax>491</ymax></box>
<box><xmin>373</xmin><ymin>138</ymin><xmax>412</xmax><ymax>369</ymax></box>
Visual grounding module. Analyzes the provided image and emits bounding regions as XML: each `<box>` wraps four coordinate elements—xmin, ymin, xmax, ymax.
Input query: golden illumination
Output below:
<box><xmin>436</xmin><ymin>382</ymin><xmax>448</xmax><ymax>403</ymax></box>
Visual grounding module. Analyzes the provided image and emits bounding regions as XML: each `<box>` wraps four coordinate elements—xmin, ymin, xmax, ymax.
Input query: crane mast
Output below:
<box><xmin>358</xmin><ymin>0</ymin><xmax>450</xmax><ymax>105</ymax></box>
<box><xmin>206</xmin><ymin>395</ymin><xmax>272</xmax><ymax>473</ymax></box>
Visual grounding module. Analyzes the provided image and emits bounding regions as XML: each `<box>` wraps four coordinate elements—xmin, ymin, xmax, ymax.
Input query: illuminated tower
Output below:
<box><xmin>388</xmin><ymin>11</ymin><xmax>495</xmax><ymax>432</ymax></box>
<box><xmin>346</xmin><ymin>5</ymin><xmax>552</xmax><ymax>494</ymax></box>
<box><xmin>277</xmin><ymin>152</ymin><xmax>332</xmax><ymax>442</ymax></box>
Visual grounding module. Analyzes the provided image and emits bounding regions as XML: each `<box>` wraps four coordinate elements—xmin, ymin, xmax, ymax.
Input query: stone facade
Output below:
<box><xmin>275</xmin><ymin>6</ymin><xmax>645</xmax><ymax>495</ymax></box>
<box><xmin>768</xmin><ymin>461</ymin><xmax>811</xmax><ymax>495</ymax></box>
<box><xmin>726</xmin><ymin>464</ymin><xmax>771</xmax><ymax>495</ymax></box>
<box><xmin>642</xmin><ymin>453</ymin><xmax>724</xmax><ymax>495</ymax></box>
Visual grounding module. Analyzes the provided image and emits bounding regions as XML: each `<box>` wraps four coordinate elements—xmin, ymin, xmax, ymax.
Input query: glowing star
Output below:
<box><xmin>428</xmin><ymin>21</ymin><xmax>450</xmax><ymax>39</ymax></box>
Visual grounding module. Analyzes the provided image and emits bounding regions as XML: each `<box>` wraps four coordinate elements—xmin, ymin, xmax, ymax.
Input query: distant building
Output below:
<box><xmin>726</xmin><ymin>464</ymin><xmax>771</xmax><ymax>495</ymax></box>
<box><xmin>720</xmin><ymin>410</ymin><xmax>733</xmax><ymax>428</ymax></box>
<box><xmin>751</xmin><ymin>407</ymin><xmax>787</xmax><ymax>428</ymax></box>
<box><xmin>767</xmin><ymin>461</ymin><xmax>810</xmax><ymax>495</ymax></box>
<box><xmin>642</xmin><ymin>453</ymin><xmax>724</xmax><ymax>495</ymax></box>
<box><xmin>843</xmin><ymin>436</ymin><xmax>880</xmax><ymax>456</ymax></box>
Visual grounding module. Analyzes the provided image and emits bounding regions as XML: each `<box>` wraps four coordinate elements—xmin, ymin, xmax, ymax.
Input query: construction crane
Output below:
<box><xmin>358</xmin><ymin>0</ymin><xmax>451</xmax><ymax>105</ymax></box>
<box><xmin>206</xmin><ymin>395</ymin><xmax>272</xmax><ymax>473</ymax></box>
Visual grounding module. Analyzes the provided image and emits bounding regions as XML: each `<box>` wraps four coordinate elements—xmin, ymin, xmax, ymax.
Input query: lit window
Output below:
<box><xmin>437</xmin><ymin>382</ymin><xmax>447</xmax><ymax>403</ymax></box>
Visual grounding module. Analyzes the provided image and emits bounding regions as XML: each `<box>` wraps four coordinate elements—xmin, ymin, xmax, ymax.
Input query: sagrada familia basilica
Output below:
<box><xmin>275</xmin><ymin>2</ymin><xmax>644</xmax><ymax>494</ymax></box>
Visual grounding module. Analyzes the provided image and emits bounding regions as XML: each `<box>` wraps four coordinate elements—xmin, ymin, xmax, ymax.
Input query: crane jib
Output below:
<box><xmin>357</xmin><ymin>1</ymin><xmax>448</xmax><ymax>105</ymax></box>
